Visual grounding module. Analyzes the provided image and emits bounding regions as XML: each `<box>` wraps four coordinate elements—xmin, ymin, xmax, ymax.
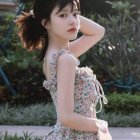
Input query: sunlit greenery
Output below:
<box><xmin>0</xmin><ymin>101</ymin><xmax>140</xmax><ymax>127</ymax></box>
<box><xmin>0</xmin><ymin>131</ymin><xmax>42</xmax><ymax>140</ymax></box>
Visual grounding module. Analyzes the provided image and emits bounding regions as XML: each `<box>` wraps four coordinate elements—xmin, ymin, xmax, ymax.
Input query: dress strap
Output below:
<box><xmin>52</xmin><ymin>48</ymin><xmax>80</xmax><ymax>76</ymax></box>
<box><xmin>58</xmin><ymin>48</ymin><xmax>80</xmax><ymax>66</ymax></box>
<box><xmin>43</xmin><ymin>48</ymin><xmax>79</xmax><ymax>92</ymax></box>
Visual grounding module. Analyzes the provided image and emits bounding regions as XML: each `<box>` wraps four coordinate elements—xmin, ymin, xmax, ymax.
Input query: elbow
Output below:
<box><xmin>95</xmin><ymin>26</ymin><xmax>105</xmax><ymax>41</ymax></box>
<box><xmin>99</xmin><ymin>26</ymin><xmax>105</xmax><ymax>39</ymax></box>
<box><xmin>58</xmin><ymin>113</ymin><xmax>72</xmax><ymax>126</ymax></box>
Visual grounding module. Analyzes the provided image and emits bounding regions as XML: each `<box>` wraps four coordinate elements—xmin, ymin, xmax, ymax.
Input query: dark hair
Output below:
<box><xmin>15</xmin><ymin>0</ymin><xmax>80</xmax><ymax>61</ymax></box>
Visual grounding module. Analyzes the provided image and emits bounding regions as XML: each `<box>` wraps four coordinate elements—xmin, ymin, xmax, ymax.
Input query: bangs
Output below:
<box><xmin>56</xmin><ymin>0</ymin><xmax>80</xmax><ymax>13</ymax></box>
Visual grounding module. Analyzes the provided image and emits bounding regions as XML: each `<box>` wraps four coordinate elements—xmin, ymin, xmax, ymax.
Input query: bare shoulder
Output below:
<box><xmin>57</xmin><ymin>52</ymin><xmax>77</xmax><ymax>67</ymax></box>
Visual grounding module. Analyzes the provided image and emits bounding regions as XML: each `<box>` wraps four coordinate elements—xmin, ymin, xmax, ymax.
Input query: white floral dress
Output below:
<box><xmin>42</xmin><ymin>48</ymin><xmax>108</xmax><ymax>140</ymax></box>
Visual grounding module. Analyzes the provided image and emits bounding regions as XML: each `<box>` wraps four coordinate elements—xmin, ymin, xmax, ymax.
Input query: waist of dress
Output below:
<box><xmin>53</xmin><ymin>117</ymin><xmax>97</xmax><ymax>131</ymax></box>
<box><xmin>52</xmin><ymin>120</ymin><xmax>98</xmax><ymax>137</ymax></box>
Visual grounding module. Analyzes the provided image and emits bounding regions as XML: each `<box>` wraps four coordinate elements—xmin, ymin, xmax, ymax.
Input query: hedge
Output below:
<box><xmin>104</xmin><ymin>94</ymin><xmax>140</xmax><ymax>114</ymax></box>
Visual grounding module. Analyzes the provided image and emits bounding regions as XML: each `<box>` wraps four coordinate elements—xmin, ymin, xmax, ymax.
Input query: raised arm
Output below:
<box><xmin>56</xmin><ymin>53</ymin><xmax>99</xmax><ymax>133</ymax></box>
<box><xmin>70</xmin><ymin>15</ymin><xmax>105</xmax><ymax>57</ymax></box>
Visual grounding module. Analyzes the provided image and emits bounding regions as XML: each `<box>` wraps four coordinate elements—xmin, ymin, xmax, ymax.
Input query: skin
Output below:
<box><xmin>42</xmin><ymin>3</ymin><xmax>80</xmax><ymax>51</ymax></box>
<box><xmin>42</xmin><ymin>3</ymin><xmax>107</xmax><ymax>134</ymax></box>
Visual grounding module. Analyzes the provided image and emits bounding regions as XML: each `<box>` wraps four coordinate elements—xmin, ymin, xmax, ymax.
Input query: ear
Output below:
<box><xmin>41</xmin><ymin>19</ymin><xmax>50</xmax><ymax>29</ymax></box>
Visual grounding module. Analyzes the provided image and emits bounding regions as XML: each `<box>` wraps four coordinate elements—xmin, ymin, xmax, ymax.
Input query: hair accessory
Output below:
<box><xmin>30</xmin><ymin>9</ymin><xmax>34</xmax><ymax>18</ymax></box>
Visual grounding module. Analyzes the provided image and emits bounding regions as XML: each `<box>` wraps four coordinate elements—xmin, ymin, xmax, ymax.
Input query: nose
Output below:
<box><xmin>68</xmin><ymin>14</ymin><xmax>77</xmax><ymax>25</ymax></box>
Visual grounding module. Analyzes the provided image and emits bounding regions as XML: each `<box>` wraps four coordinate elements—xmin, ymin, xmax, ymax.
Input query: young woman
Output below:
<box><xmin>15</xmin><ymin>0</ymin><xmax>111</xmax><ymax>139</ymax></box>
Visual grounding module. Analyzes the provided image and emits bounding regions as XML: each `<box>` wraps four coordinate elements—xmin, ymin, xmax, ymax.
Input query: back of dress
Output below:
<box><xmin>43</xmin><ymin>48</ymin><xmax>108</xmax><ymax>140</ymax></box>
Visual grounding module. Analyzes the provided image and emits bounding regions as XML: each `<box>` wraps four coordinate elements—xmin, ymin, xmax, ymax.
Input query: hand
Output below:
<box><xmin>99</xmin><ymin>125</ymin><xmax>108</xmax><ymax>133</ymax></box>
<box><xmin>96</xmin><ymin>119</ymin><xmax>108</xmax><ymax>133</ymax></box>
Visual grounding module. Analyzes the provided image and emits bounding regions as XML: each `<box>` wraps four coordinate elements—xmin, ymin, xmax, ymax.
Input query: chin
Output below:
<box><xmin>68</xmin><ymin>35</ymin><xmax>78</xmax><ymax>41</ymax></box>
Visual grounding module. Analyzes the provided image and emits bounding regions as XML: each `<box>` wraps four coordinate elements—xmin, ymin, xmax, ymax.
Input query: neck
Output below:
<box><xmin>48</xmin><ymin>35</ymin><xmax>70</xmax><ymax>51</ymax></box>
<box><xmin>49</xmin><ymin>41</ymin><xmax>69</xmax><ymax>51</ymax></box>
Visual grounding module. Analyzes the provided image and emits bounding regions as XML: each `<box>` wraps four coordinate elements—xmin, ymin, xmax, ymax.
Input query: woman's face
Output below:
<box><xmin>45</xmin><ymin>3</ymin><xmax>80</xmax><ymax>41</ymax></box>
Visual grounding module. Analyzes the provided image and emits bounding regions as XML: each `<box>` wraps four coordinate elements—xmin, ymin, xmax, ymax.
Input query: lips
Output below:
<box><xmin>68</xmin><ymin>27</ymin><xmax>77</xmax><ymax>32</ymax></box>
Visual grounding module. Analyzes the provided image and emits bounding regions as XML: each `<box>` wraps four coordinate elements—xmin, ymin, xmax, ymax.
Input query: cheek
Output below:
<box><xmin>51</xmin><ymin>19</ymin><xmax>65</xmax><ymax>31</ymax></box>
<box><xmin>53</xmin><ymin>16</ymin><xmax>63</xmax><ymax>25</ymax></box>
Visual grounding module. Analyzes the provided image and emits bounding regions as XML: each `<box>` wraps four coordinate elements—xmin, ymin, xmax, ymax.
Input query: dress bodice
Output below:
<box><xmin>43</xmin><ymin>48</ymin><xmax>108</xmax><ymax>115</ymax></box>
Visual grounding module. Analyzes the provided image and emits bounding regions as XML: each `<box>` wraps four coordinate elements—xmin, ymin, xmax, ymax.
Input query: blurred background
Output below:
<box><xmin>0</xmin><ymin>0</ymin><xmax>139</xmax><ymax>129</ymax></box>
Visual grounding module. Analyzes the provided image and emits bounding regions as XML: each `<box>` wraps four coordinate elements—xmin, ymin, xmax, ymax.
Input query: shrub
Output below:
<box><xmin>80</xmin><ymin>0</ymin><xmax>138</xmax><ymax>16</ymax></box>
<box><xmin>0</xmin><ymin>15</ymin><xmax>50</xmax><ymax>104</ymax></box>
<box><xmin>104</xmin><ymin>93</ymin><xmax>140</xmax><ymax>114</ymax></box>
<box><xmin>0</xmin><ymin>131</ymin><xmax>42</xmax><ymax>140</ymax></box>
<box><xmin>98</xmin><ymin>111</ymin><xmax>140</xmax><ymax>127</ymax></box>
<box><xmin>0</xmin><ymin>103</ymin><xmax>56</xmax><ymax>125</ymax></box>
<box><xmin>0</xmin><ymin>103</ymin><xmax>140</xmax><ymax>127</ymax></box>
<box><xmin>83</xmin><ymin>1</ymin><xmax>140</xmax><ymax>93</ymax></box>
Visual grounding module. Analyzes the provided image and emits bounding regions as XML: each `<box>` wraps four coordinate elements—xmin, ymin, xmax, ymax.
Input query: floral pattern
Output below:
<box><xmin>42</xmin><ymin>48</ymin><xmax>108</xmax><ymax>140</ymax></box>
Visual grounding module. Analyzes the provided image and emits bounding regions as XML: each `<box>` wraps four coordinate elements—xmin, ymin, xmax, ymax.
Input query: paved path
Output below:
<box><xmin>0</xmin><ymin>126</ymin><xmax>140</xmax><ymax>140</ymax></box>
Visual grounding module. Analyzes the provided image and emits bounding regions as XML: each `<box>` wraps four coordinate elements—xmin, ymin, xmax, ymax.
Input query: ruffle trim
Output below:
<box><xmin>43</xmin><ymin>48</ymin><xmax>80</xmax><ymax>92</ymax></box>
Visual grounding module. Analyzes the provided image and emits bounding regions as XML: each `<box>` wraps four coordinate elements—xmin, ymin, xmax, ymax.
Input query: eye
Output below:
<box><xmin>60</xmin><ymin>13</ymin><xmax>67</xmax><ymax>18</ymax></box>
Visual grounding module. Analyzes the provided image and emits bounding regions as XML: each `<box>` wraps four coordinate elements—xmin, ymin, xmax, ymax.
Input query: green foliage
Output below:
<box><xmin>0</xmin><ymin>14</ymin><xmax>41</xmax><ymax>70</ymax></box>
<box><xmin>80</xmin><ymin>0</ymin><xmax>137</xmax><ymax>16</ymax></box>
<box><xmin>98</xmin><ymin>112</ymin><xmax>140</xmax><ymax>127</ymax></box>
<box><xmin>106</xmin><ymin>1</ymin><xmax>136</xmax><ymax>13</ymax></box>
<box><xmin>0</xmin><ymin>14</ymin><xmax>15</xmax><ymax>44</ymax></box>
<box><xmin>104</xmin><ymin>93</ymin><xmax>140</xmax><ymax>114</ymax></box>
<box><xmin>0</xmin><ymin>101</ymin><xmax>140</xmax><ymax>127</ymax></box>
<box><xmin>0</xmin><ymin>131</ymin><xmax>42</xmax><ymax>140</ymax></box>
<box><xmin>83</xmin><ymin>1</ymin><xmax>140</xmax><ymax>92</ymax></box>
<box><xmin>0</xmin><ymin>11</ymin><xmax>47</xmax><ymax>103</ymax></box>
<box><xmin>0</xmin><ymin>48</ymin><xmax>41</xmax><ymax>70</ymax></box>
<box><xmin>0</xmin><ymin>103</ymin><xmax>56</xmax><ymax>125</ymax></box>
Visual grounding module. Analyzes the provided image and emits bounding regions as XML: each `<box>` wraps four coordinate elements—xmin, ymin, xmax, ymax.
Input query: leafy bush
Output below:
<box><xmin>80</xmin><ymin>0</ymin><xmax>138</xmax><ymax>16</ymax></box>
<box><xmin>0</xmin><ymin>131</ymin><xmax>42</xmax><ymax>140</ymax></box>
<box><xmin>104</xmin><ymin>93</ymin><xmax>140</xmax><ymax>114</ymax></box>
<box><xmin>0</xmin><ymin>102</ymin><xmax>140</xmax><ymax>127</ymax></box>
<box><xmin>0</xmin><ymin>103</ymin><xmax>56</xmax><ymax>125</ymax></box>
<box><xmin>83</xmin><ymin>1</ymin><xmax>140</xmax><ymax>92</ymax></box>
<box><xmin>0</xmin><ymin>13</ymin><xmax>13</xmax><ymax>50</ymax></box>
<box><xmin>98</xmin><ymin>111</ymin><xmax>140</xmax><ymax>127</ymax></box>
<box><xmin>0</xmin><ymin>13</ymin><xmax>53</xmax><ymax>104</ymax></box>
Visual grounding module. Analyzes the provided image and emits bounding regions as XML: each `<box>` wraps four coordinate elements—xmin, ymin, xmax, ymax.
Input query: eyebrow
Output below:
<box><xmin>60</xmin><ymin>8</ymin><xmax>79</xmax><ymax>13</ymax></box>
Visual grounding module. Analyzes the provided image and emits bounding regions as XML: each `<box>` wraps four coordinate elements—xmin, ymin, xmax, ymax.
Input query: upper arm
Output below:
<box><xmin>56</xmin><ymin>53</ymin><xmax>76</xmax><ymax>122</ymax></box>
<box><xmin>69</xmin><ymin>17</ymin><xmax>105</xmax><ymax>58</ymax></box>
<box><xmin>69</xmin><ymin>32</ymin><xmax>105</xmax><ymax>58</ymax></box>
<box><xmin>69</xmin><ymin>15</ymin><xmax>105</xmax><ymax>58</ymax></box>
